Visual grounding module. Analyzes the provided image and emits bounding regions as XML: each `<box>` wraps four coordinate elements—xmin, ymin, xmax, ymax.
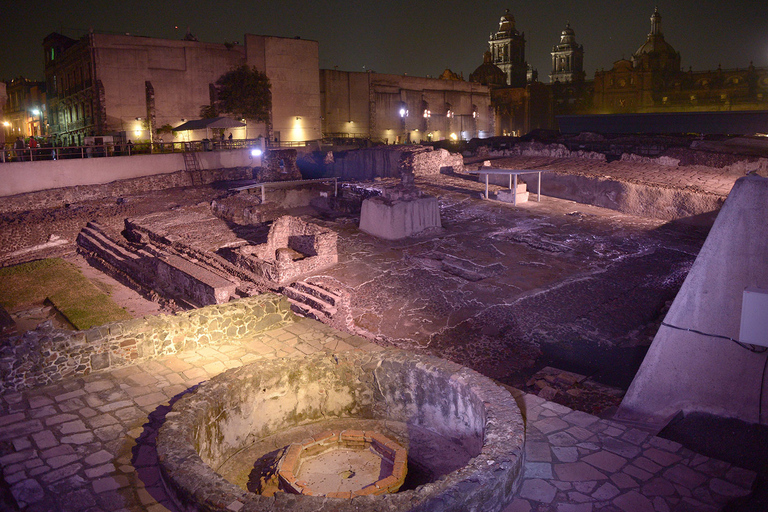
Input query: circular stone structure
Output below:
<box><xmin>277</xmin><ymin>430</ymin><xmax>407</xmax><ymax>497</ymax></box>
<box><xmin>157</xmin><ymin>349</ymin><xmax>525</xmax><ymax>512</ymax></box>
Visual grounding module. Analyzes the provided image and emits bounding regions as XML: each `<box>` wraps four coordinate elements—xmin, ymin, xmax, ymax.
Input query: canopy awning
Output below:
<box><xmin>172</xmin><ymin>117</ymin><xmax>246</xmax><ymax>131</ymax></box>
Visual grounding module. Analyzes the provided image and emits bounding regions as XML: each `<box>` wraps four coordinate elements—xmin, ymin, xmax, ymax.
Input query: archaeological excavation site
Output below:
<box><xmin>1</xmin><ymin>135</ymin><xmax>768</xmax><ymax>512</ymax></box>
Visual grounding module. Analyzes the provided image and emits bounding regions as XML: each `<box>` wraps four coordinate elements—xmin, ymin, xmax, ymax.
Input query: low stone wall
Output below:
<box><xmin>0</xmin><ymin>166</ymin><xmax>253</xmax><ymax>214</ymax></box>
<box><xmin>522</xmin><ymin>172</ymin><xmax>725</xmax><ymax>221</ymax></box>
<box><xmin>0</xmin><ymin>294</ymin><xmax>297</xmax><ymax>393</ymax></box>
<box><xmin>228</xmin><ymin>216</ymin><xmax>339</xmax><ymax>284</ymax></box>
<box><xmin>157</xmin><ymin>350</ymin><xmax>525</xmax><ymax>512</ymax></box>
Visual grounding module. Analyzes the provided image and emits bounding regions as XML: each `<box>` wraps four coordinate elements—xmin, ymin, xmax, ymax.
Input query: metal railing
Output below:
<box><xmin>0</xmin><ymin>138</ymin><xmax>323</xmax><ymax>163</ymax></box>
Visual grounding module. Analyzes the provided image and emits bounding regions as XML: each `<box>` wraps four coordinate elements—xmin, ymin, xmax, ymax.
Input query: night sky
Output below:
<box><xmin>2</xmin><ymin>1</ymin><xmax>766</xmax><ymax>83</ymax></box>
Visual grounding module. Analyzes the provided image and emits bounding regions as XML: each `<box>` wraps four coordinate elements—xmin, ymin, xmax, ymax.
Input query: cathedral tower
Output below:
<box><xmin>550</xmin><ymin>22</ymin><xmax>585</xmax><ymax>83</ymax></box>
<box><xmin>489</xmin><ymin>9</ymin><xmax>528</xmax><ymax>87</ymax></box>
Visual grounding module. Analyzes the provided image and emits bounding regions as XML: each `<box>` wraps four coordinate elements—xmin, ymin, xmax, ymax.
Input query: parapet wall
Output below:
<box><xmin>0</xmin><ymin>294</ymin><xmax>297</xmax><ymax>393</ymax></box>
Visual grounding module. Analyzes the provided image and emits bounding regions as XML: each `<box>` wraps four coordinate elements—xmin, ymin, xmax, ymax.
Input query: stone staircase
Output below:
<box><xmin>77</xmin><ymin>221</ymin><xmax>239</xmax><ymax>308</ymax></box>
<box><xmin>76</xmin><ymin>221</ymin><xmax>179</xmax><ymax>307</ymax></box>
<box><xmin>281</xmin><ymin>280</ymin><xmax>343</xmax><ymax>322</ymax></box>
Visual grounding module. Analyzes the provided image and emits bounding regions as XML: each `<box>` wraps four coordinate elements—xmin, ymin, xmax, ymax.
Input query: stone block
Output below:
<box><xmin>359</xmin><ymin>196</ymin><xmax>441</xmax><ymax>240</ymax></box>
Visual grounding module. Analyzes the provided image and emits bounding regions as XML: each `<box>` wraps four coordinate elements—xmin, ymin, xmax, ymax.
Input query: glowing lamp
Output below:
<box><xmin>251</xmin><ymin>149</ymin><xmax>263</xmax><ymax>157</ymax></box>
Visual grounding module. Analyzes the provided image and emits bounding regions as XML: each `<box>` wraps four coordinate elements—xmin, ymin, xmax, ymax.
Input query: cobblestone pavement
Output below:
<box><xmin>0</xmin><ymin>319</ymin><xmax>755</xmax><ymax>511</ymax></box>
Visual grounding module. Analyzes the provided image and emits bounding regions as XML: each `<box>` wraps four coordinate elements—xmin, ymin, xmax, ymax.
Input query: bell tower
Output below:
<box><xmin>550</xmin><ymin>22</ymin><xmax>585</xmax><ymax>83</ymax></box>
<box><xmin>489</xmin><ymin>9</ymin><xmax>528</xmax><ymax>87</ymax></box>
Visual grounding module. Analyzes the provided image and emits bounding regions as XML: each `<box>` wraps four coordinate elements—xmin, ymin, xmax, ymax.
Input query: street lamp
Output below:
<box><xmin>31</xmin><ymin>108</ymin><xmax>41</xmax><ymax>136</ymax></box>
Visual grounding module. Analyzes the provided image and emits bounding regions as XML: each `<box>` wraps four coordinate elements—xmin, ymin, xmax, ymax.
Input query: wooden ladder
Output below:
<box><xmin>183</xmin><ymin>144</ymin><xmax>202</xmax><ymax>185</ymax></box>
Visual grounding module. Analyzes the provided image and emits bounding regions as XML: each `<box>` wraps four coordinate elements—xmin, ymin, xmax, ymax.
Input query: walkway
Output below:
<box><xmin>0</xmin><ymin>319</ymin><xmax>755</xmax><ymax>511</ymax></box>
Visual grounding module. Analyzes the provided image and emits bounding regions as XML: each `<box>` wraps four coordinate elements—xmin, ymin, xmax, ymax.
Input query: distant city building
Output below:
<box><xmin>2</xmin><ymin>77</ymin><xmax>46</xmax><ymax>141</ymax></box>
<box><xmin>0</xmin><ymin>82</ymin><xmax>6</xmax><ymax>145</ymax></box>
<box><xmin>472</xmin><ymin>7</ymin><xmax>768</xmax><ymax>136</ymax></box>
<box><xmin>42</xmin><ymin>31</ymin><xmax>321</xmax><ymax>146</ymax></box>
<box><xmin>320</xmin><ymin>70</ymin><xmax>492</xmax><ymax>143</ymax></box>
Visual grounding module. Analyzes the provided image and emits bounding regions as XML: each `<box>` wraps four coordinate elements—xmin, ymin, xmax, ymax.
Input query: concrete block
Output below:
<box><xmin>359</xmin><ymin>196</ymin><xmax>441</xmax><ymax>240</ymax></box>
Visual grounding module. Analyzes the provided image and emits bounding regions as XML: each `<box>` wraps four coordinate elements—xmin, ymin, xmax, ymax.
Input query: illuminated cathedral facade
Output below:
<box><xmin>472</xmin><ymin>8</ymin><xmax>768</xmax><ymax>135</ymax></box>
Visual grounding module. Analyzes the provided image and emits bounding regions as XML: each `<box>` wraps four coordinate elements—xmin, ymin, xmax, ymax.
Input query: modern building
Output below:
<box><xmin>2</xmin><ymin>77</ymin><xmax>46</xmax><ymax>141</ymax></box>
<box><xmin>320</xmin><ymin>70</ymin><xmax>493</xmax><ymax>144</ymax></box>
<box><xmin>43</xmin><ymin>31</ymin><xmax>321</xmax><ymax>146</ymax></box>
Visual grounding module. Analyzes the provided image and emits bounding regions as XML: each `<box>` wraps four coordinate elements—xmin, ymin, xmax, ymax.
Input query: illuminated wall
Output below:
<box><xmin>320</xmin><ymin>70</ymin><xmax>492</xmax><ymax>143</ymax></box>
<box><xmin>245</xmin><ymin>35</ymin><xmax>322</xmax><ymax>143</ymax></box>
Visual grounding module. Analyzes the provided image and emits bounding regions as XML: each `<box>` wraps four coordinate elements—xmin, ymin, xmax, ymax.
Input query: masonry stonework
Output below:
<box><xmin>0</xmin><ymin>294</ymin><xmax>296</xmax><ymax>393</ymax></box>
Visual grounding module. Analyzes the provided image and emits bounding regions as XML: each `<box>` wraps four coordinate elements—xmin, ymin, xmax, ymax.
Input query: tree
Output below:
<box><xmin>209</xmin><ymin>65</ymin><xmax>272</xmax><ymax>123</ymax></box>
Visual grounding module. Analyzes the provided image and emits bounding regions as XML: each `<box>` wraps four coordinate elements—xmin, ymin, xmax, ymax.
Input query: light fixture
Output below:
<box><xmin>296</xmin><ymin>116</ymin><xmax>301</xmax><ymax>120</ymax></box>
<box><xmin>423</xmin><ymin>109</ymin><xmax>431</xmax><ymax>118</ymax></box>
<box><xmin>135</xmin><ymin>117</ymin><xmax>142</xmax><ymax>121</ymax></box>
<box><xmin>32</xmin><ymin>108</ymin><xmax>41</xmax><ymax>116</ymax></box>
<box><xmin>181</xmin><ymin>118</ymin><xmax>186</xmax><ymax>122</ymax></box>
<box><xmin>399</xmin><ymin>108</ymin><xmax>408</xmax><ymax>118</ymax></box>
<box><xmin>250</xmin><ymin>148</ymin><xmax>262</xmax><ymax>157</ymax></box>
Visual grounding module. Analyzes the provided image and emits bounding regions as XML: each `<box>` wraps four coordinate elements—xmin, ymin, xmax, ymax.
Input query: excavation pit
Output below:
<box><xmin>157</xmin><ymin>349</ymin><xmax>525</xmax><ymax>512</ymax></box>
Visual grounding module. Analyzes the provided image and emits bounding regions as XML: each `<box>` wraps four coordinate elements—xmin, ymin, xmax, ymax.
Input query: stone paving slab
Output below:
<box><xmin>0</xmin><ymin>318</ymin><xmax>756</xmax><ymax>512</ymax></box>
<box><xmin>501</xmin><ymin>390</ymin><xmax>755</xmax><ymax>512</ymax></box>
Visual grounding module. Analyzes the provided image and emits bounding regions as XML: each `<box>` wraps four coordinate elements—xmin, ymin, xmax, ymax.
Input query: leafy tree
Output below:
<box><xmin>199</xmin><ymin>104</ymin><xmax>217</xmax><ymax>118</ymax></box>
<box><xmin>210</xmin><ymin>65</ymin><xmax>272</xmax><ymax>123</ymax></box>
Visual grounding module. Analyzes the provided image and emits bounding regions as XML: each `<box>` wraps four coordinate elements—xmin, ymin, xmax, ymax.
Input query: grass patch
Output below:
<box><xmin>0</xmin><ymin>258</ymin><xmax>132</xmax><ymax>330</ymax></box>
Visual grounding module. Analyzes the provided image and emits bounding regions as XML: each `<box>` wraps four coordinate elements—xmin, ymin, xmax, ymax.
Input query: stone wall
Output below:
<box><xmin>256</xmin><ymin>148</ymin><xmax>302</xmax><ymax>182</ymax></box>
<box><xmin>299</xmin><ymin>146</ymin><xmax>464</xmax><ymax>181</ymax></box>
<box><xmin>0</xmin><ymin>166</ymin><xmax>253</xmax><ymax>214</ymax></box>
<box><xmin>0</xmin><ymin>294</ymin><xmax>297</xmax><ymax>393</ymax></box>
<box><xmin>405</xmin><ymin>148</ymin><xmax>465</xmax><ymax>176</ymax></box>
<box><xmin>77</xmin><ymin>222</ymin><xmax>238</xmax><ymax>308</ymax></box>
<box><xmin>226</xmin><ymin>216</ymin><xmax>338</xmax><ymax>284</ymax></box>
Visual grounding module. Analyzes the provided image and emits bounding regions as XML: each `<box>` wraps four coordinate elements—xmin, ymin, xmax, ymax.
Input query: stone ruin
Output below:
<box><xmin>220</xmin><ymin>215</ymin><xmax>338</xmax><ymax>285</ymax></box>
<box><xmin>299</xmin><ymin>145</ymin><xmax>464</xmax><ymax>181</ymax></box>
<box><xmin>256</xmin><ymin>148</ymin><xmax>302</xmax><ymax>182</ymax></box>
<box><xmin>358</xmin><ymin>169</ymin><xmax>442</xmax><ymax>240</ymax></box>
<box><xmin>157</xmin><ymin>350</ymin><xmax>525</xmax><ymax>512</ymax></box>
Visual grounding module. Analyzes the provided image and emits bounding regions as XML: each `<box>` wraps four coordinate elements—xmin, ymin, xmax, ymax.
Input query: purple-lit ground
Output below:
<box><xmin>2</xmin><ymin>155</ymin><xmax>767</xmax><ymax>510</ymax></box>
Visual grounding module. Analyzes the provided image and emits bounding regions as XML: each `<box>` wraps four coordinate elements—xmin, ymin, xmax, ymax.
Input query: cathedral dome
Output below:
<box><xmin>632</xmin><ymin>8</ymin><xmax>680</xmax><ymax>72</ymax></box>
<box><xmin>469</xmin><ymin>51</ymin><xmax>507</xmax><ymax>87</ymax></box>
<box><xmin>497</xmin><ymin>9</ymin><xmax>517</xmax><ymax>35</ymax></box>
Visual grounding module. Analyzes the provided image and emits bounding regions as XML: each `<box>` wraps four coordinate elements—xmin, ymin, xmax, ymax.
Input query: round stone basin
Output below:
<box><xmin>157</xmin><ymin>349</ymin><xmax>525</xmax><ymax>512</ymax></box>
<box><xmin>278</xmin><ymin>430</ymin><xmax>407</xmax><ymax>497</ymax></box>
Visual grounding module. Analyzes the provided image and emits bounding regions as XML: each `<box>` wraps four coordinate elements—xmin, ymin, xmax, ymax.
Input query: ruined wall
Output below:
<box><xmin>228</xmin><ymin>216</ymin><xmax>338</xmax><ymax>284</ymax></box>
<box><xmin>405</xmin><ymin>148</ymin><xmax>464</xmax><ymax>176</ymax></box>
<box><xmin>256</xmin><ymin>148</ymin><xmax>302</xmax><ymax>182</ymax></box>
<box><xmin>0</xmin><ymin>294</ymin><xmax>297</xmax><ymax>393</ymax></box>
<box><xmin>0</xmin><ymin>166</ymin><xmax>253</xmax><ymax>214</ymax></box>
<box><xmin>300</xmin><ymin>146</ymin><xmax>464</xmax><ymax>181</ymax></box>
